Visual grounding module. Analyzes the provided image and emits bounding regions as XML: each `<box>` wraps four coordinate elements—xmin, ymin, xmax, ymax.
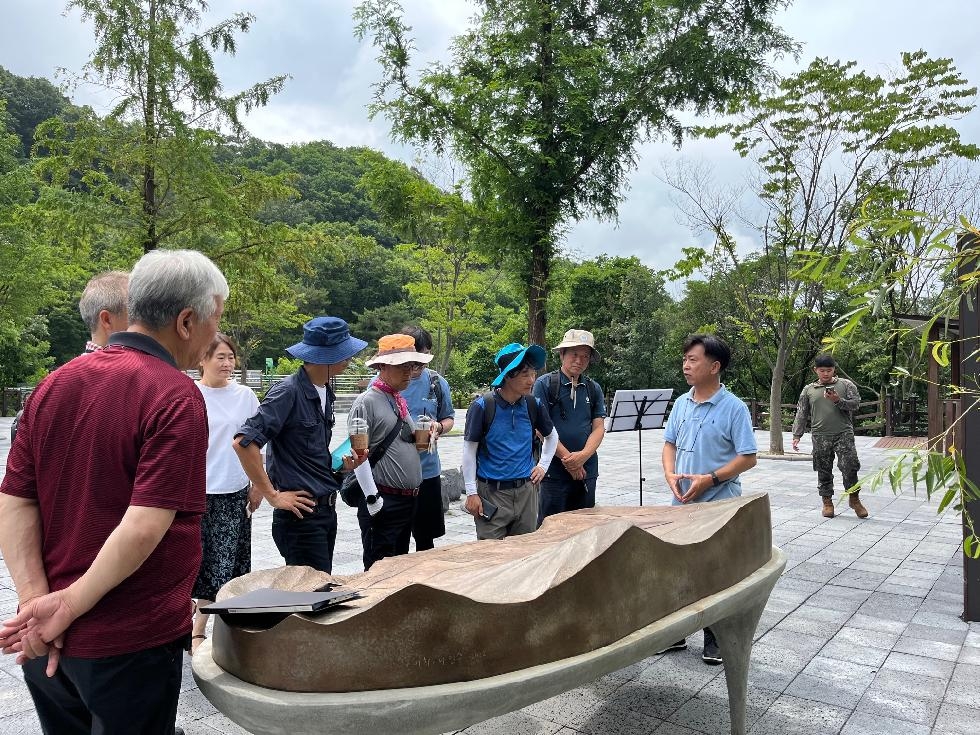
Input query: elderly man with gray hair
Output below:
<box><xmin>0</xmin><ymin>249</ymin><xmax>228</xmax><ymax>735</ymax></box>
<box><xmin>78</xmin><ymin>270</ymin><xmax>129</xmax><ymax>353</ymax></box>
<box><xmin>10</xmin><ymin>270</ymin><xmax>130</xmax><ymax>445</ymax></box>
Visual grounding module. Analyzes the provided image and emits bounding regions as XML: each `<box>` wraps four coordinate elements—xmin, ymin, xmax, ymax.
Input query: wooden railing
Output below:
<box><xmin>745</xmin><ymin>399</ymin><xmax>882</xmax><ymax>434</ymax></box>
<box><xmin>181</xmin><ymin>370</ymin><xmax>373</xmax><ymax>395</ymax></box>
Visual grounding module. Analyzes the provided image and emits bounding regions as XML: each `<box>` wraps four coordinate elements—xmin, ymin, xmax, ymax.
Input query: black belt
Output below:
<box><xmin>315</xmin><ymin>492</ymin><xmax>338</xmax><ymax>507</ymax></box>
<box><xmin>478</xmin><ymin>476</ymin><xmax>530</xmax><ymax>491</ymax></box>
<box><xmin>377</xmin><ymin>484</ymin><xmax>420</xmax><ymax>497</ymax></box>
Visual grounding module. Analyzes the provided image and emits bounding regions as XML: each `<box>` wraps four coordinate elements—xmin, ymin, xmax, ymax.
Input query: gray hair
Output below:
<box><xmin>78</xmin><ymin>271</ymin><xmax>129</xmax><ymax>331</ymax></box>
<box><xmin>127</xmin><ymin>250</ymin><xmax>229</xmax><ymax>330</ymax></box>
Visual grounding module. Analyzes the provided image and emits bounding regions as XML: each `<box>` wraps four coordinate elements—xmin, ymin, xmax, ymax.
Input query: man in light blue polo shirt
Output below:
<box><xmin>660</xmin><ymin>333</ymin><xmax>757</xmax><ymax>664</ymax></box>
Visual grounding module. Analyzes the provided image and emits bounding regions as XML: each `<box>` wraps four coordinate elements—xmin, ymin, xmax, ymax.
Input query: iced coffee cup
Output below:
<box><xmin>349</xmin><ymin>417</ymin><xmax>369</xmax><ymax>459</ymax></box>
<box><xmin>415</xmin><ymin>415</ymin><xmax>432</xmax><ymax>452</ymax></box>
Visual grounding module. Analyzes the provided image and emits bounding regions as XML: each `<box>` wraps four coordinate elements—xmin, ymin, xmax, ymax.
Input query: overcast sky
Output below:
<box><xmin>2</xmin><ymin>0</ymin><xmax>978</xmax><ymax>275</ymax></box>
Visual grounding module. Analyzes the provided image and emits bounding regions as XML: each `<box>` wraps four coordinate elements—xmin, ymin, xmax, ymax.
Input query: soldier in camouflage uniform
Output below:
<box><xmin>791</xmin><ymin>354</ymin><xmax>868</xmax><ymax>519</ymax></box>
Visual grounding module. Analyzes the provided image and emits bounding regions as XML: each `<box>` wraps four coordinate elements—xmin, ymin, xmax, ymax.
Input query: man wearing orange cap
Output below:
<box><xmin>349</xmin><ymin>334</ymin><xmax>434</xmax><ymax>569</ymax></box>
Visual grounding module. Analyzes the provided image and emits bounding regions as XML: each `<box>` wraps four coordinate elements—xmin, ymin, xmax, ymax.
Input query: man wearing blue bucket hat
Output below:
<box><xmin>234</xmin><ymin>317</ymin><xmax>367</xmax><ymax>572</ymax></box>
<box><xmin>462</xmin><ymin>343</ymin><xmax>558</xmax><ymax>539</ymax></box>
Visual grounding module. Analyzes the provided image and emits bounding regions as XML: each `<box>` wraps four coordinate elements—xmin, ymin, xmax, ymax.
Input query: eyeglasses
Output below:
<box><xmin>397</xmin><ymin>362</ymin><xmax>424</xmax><ymax>372</ymax></box>
<box><xmin>675</xmin><ymin>403</ymin><xmax>717</xmax><ymax>453</ymax></box>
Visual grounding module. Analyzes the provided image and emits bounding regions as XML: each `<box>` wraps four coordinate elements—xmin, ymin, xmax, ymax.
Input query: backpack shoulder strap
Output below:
<box><xmin>525</xmin><ymin>394</ymin><xmax>538</xmax><ymax>427</ymax></box>
<box><xmin>430</xmin><ymin>370</ymin><xmax>447</xmax><ymax>415</ymax></box>
<box><xmin>547</xmin><ymin>370</ymin><xmax>561</xmax><ymax>407</ymax></box>
<box><xmin>480</xmin><ymin>391</ymin><xmax>496</xmax><ymax>440</ymax></box>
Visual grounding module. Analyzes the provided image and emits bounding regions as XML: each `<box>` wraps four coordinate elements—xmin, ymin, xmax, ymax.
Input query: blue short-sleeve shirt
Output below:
<box><xmin>464</xmin><ymin>390</ymin><xmax>554</xmax><ymax>481</ymax></box>
<box><xmin>371</xmin><ymin>368</ymin><xmax>455</xmax><ymax>479</ymax></box>
<box><xmin>663</xmin><ymin>385</ymin><xmax>757</xmax><ymax>504</ymax></box>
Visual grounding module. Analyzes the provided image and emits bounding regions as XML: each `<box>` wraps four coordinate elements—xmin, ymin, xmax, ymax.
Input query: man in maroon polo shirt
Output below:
<box><xmin>0</xmin><ymin>249</ymin><xmax>228</xmax><ymax>735</ymax></box>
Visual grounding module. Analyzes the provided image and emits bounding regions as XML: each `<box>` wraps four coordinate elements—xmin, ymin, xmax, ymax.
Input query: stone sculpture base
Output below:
<box><xmin>194</xmin><ymin>546</ymin><xmax>784</xmax><ymax>735</ymax></box>
<box><xmin>194</xmin><ymin>494</ymin><xmax>784</xmax><ymax>735</ymax></box>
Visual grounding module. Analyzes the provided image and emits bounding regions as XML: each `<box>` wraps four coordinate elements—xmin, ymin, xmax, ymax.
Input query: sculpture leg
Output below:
<box><xmin>709</xmin><ymin>594</ymin><xmax>768</xmax><ymax>735</ymax></box>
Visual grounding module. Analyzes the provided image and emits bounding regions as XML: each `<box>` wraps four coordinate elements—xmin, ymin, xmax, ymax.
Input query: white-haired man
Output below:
<box><xmin>0</xmin><ymin>249</ymin><xmax>228</xmax><ymax>735</ymax></box>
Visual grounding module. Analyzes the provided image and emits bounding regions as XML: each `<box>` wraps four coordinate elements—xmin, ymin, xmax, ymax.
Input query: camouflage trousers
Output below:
<box><xmin>811</xmin><ymin>431</ymin><xmax>860</xmax><ymax>497</ymax></box>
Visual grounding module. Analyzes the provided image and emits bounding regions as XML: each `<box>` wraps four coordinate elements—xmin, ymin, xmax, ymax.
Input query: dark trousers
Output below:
<box><xmin>22</xmin><ymin>637</ymin><xmax>185</xmax><ymax>735</ymax></box>
<box><xmin>538</xmin><ymin>474</ymin><xmax>597</xmax><ymax>526</ymax></box>
<box><xmin>272</xmin><ymin>503</ymin><xmax>338</xmax><ymax>573</ymax></box>
<box><xmin>412</xmin><ymin>475</ymin><xmax>446</xmax><ymax>551</ymax></box>
<box><xmin>357</xmin><ymin>492</ymin><xmax>417</xmax><ymax>570</ymax></box>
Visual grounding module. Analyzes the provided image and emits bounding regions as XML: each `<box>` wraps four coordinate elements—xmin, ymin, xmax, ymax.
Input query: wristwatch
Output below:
<box><xmin>365</xmin><ymin>493</ymin><xmax>379</xmax><ymax>505</ymax></box>
<box><xmin>710</xmin><ymin>471</ymin><xmax>721</xmax><ymax>487</ymax></box>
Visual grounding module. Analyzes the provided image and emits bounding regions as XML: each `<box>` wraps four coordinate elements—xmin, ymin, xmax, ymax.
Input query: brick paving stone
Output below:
<box><xmin>933</xmin><ymin>702</ymin><xmax>980</xmax><ymax>735</ymax></box>
<box><xmin>855</xmin><ymin>684</ymin><xmax>941</xmax><ymax>726</ymax></box>
<box><xmin>572</xmin><ymin>707</ymin><xmax>665</xmax><ymax>735</ymax></box>
<box><xmin>748</xmin><ymin>694</ymin><xmax>849</xmax><ymax>734</ymax></box>
<box><xmin>830</xmin><ymin>625</ymin><xmax>902</xmax><ymax>651</ymax></box>
<box><xmin>783</xmin><ymin>673</ymin><xmax>868</xmax><ymax>710</ymax></box>
<box><xmin>651</xmin><ymin>723</ymin><xmax>704</xmax><ymax>735</ymax></box>
<box><xmin>840</xmin><ymin>710</ymin><xmax>931</xmax><ymax>735</ymax></box>
<box><xmin>892</xmin><ymin>635</ymin><xmax>962</xmax><ymax>662</ymax></box>
<box><xmin>819</xmin><ymin>639</ymin><xmax>890</xmax><ymax>668</ymax></box>
<box><xmin>757</xmin><ymin>628</ymin><xmax>828</xmax><ymax>658</ymax></box>
<box><xmin>956</xmin><ymin>645</ymin><xmax>980</xmax><ymax>666</ymax></box>
<box><xmin>942</xmin><ymin>675</ymin><xmax>978</xmax><ymax>709</ymax></box>
<box><xmin>882</xmin><ymin>650</ymin><xmax>955</xmax><ymax>680</ymax></box>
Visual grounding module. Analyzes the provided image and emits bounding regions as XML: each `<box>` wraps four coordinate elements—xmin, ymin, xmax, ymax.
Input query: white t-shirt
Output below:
<box><xmin>197</xmin><ymin>381</ymin><xmax>261</xmax><ymax>494</ymax></box>
<box><xmin>314</xmin><ymin>383</ymin><xmax>328</xmax><ymax>414</ymax></box>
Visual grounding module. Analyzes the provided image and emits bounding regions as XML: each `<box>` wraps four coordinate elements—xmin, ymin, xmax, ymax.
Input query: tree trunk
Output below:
<box><xmin>239</xmin><ymin>349</ymin><xmax>249</xmax><ymax>385</ymax></box>
<box><xmin>142</xmin><ymin>0</ymin><xmax>158</xmax><ymax>253</ymax></box>
<box><xmin>528</xmin><ymin>238</ymin><xmax>549</xmax><ymax>345</ymax></box>
<box><xmin>441</xmin><ymin>332</ymin><xmax>454</xmax><ymax>377</ymax></box>
<box><xmin>768</xmin><ymin>343</ymin><xmax>789</xmax><ymax>455</ymax></box>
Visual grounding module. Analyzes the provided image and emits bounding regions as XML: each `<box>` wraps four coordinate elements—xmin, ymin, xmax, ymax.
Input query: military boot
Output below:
<box><xmin>822</xmin><ymin>497</ymin><xmax>835</xmax><ymax>518</ymax></box>
<box><xmin>849</xmin><ymin>492</ymin><xmax>869</xmax><ymax>519</ymax></box>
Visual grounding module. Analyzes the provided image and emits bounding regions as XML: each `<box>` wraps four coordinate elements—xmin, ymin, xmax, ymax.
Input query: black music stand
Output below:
<box><xmin>606</xmin><ymin>389</ymin><xmax>673</xmax><ymax>505</ymax></box>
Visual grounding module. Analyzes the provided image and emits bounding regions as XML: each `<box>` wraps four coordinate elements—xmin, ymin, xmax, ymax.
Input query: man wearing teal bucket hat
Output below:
<box><xmin>462</xmin><ymin>343</ymin><xmax>558</xmax><ymax>539</ymax></box>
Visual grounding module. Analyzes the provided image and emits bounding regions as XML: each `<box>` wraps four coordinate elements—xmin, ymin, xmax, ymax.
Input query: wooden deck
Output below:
<box><xmin>872</xmin><ymin>436</ymin><xmax>930</xmax><ymax>449</ymax></box>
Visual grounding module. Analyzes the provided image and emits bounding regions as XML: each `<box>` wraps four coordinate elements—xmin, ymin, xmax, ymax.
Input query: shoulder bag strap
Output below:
<box><xmin>368</xmin><ymin>419</ymin><xmax>404</xmax><ymax>468</ymax></box>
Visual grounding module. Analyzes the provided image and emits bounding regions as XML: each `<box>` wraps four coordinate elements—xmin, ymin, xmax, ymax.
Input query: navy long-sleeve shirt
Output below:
<box><xmin>236</xmin><ymin>368</ymin><xmax>339</xmax><ymax>498</ymax></box>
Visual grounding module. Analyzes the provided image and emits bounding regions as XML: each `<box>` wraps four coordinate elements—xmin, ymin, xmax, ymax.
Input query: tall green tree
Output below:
<box><xmin>0</xmin><ymin>101</ymin><xmax>57</xmax><ymax>385</ymax></box>
<box><xmin>60</xmin><ymin>0</ymin><xmax>288</xmax><ymax>253</ymax></box>
<box><xmin>665</xmin><ymin>52</ymin><xmax>979</xmax><ymax>453</ymax></box>
<box><xmin>354</xmin><ymin>0</ymin><xmax>795</xmax><ymax>344</ymax></box>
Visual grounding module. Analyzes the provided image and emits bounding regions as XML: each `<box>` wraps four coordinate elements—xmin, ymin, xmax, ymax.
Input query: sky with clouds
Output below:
<box><xmin>2</xmin><ymin>0</ymin><xmax>978</xmax><ymax>275</ymax></box>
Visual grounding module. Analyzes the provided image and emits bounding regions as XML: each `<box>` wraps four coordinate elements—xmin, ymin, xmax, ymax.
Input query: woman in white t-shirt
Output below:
<box><xmin>190</xmin><ymin>333</ymin><xmax>260</xmax><ymax>654</ymax></box>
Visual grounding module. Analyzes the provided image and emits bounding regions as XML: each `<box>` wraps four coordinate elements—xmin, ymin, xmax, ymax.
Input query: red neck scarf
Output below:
<box><xmin>373</xmin><ymin>378</ymin><xmax>409</xmax><ymax>420</ymax></box>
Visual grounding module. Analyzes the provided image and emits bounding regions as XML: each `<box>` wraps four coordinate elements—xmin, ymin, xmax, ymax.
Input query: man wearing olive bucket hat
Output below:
<box><xmin>234</xmin><ymin>317</ymin><xmax>367</xmax><ymax>573</ymax></box>
<box><xmin>462</xmin><ymin>343</ymin><xmax>558</xmax><ymax>539</ymax></box>
<box><xmin>348</xmin><ymin>334</ymin><xmax>434</xmax><ymax>570</ymax></box>
<box><xmin>533</xmin><ymin>329</ymin><xmax>606</xmax><ymax>524</ymax></box>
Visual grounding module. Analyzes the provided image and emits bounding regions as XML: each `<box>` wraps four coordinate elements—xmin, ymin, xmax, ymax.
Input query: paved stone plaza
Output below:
<box><xmin>1</xmin><ymin>412</ymin><xmax>977</xmax><ymax>734</ymax></box>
